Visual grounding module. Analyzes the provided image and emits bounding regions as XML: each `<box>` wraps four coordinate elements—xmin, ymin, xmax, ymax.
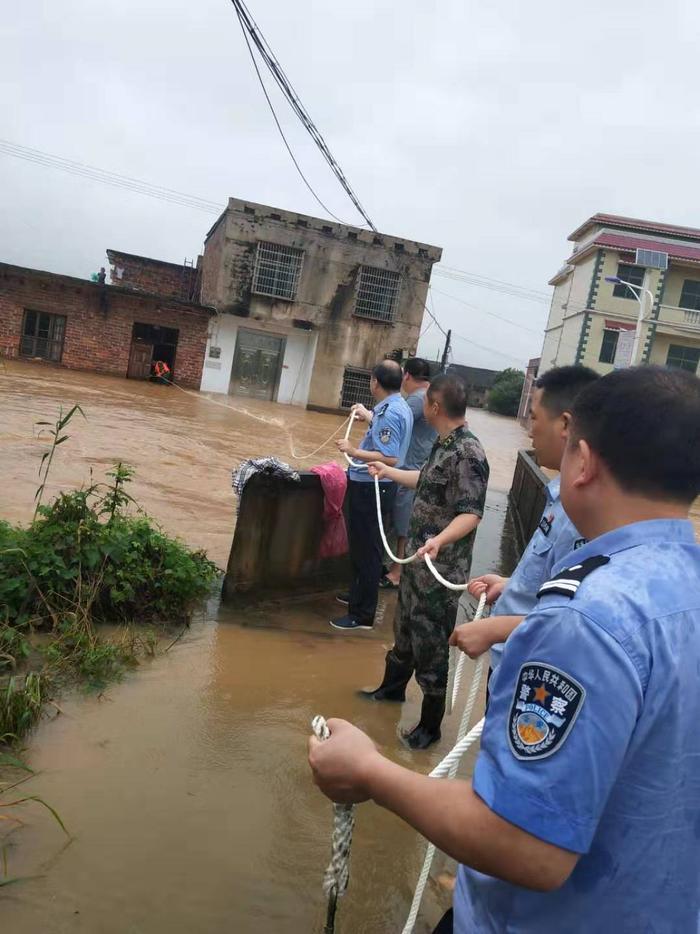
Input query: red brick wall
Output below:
<box><xmin>107</xmin><ymin>251</ymin><xmax>199</xmax><ymax>301</ymax></box>
<box><xmin>0</xmin><ymin>268</ymin><xmax>210</xmax><ymax>389</ymax></box>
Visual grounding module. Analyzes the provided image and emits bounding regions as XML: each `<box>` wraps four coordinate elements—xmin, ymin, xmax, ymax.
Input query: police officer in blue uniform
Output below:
<box><xmin>309</xmin><ymin>366</ymin><xmax>700</xmax><ymax>933</ymax></box>
<box><xmin>331</xmin><ymin>359</ymin><xmax>412</xmax><ymax>631</ymax></box>
<box><xmin>455</xmin><ymin>366</ymin><xmax>598</xmax><ymax>673</ymax></box>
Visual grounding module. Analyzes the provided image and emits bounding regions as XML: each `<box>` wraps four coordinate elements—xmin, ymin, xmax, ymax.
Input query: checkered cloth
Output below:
<box><xmin>231</xmin><ymin>457</ymin><xmax>300</xmax><ymax>510</ymax></box>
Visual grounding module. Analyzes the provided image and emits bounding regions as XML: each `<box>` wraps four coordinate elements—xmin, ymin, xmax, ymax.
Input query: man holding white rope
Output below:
<box><xmin>331</xmin><ymin>359</ymin><xmax>412</xmax><ymax>632</ymax></box>
<box><xmin>361</xmin><ymin>373</ymin><xmax>489</xmax><ymax>748</ymax></box>
<box><xmin>309</xmin><ymin>366</ymin><xmax>700</xmax><ymax>933</ymax></box>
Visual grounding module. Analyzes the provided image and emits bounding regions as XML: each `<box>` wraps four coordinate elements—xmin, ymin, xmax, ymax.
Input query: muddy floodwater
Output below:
<box><xmin>0</xmin><ymin>362</ymin><xmax>536</xmax><ymax>931</ymax></box>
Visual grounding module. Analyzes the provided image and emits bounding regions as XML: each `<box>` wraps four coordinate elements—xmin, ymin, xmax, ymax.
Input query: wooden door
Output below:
<box><xmin>229</xmin><ymin>329</ymin><xmax>285</xmax><ymax>401</ymax></box>
<box><xmin>127</xmin><ymin>342</ymin><xmax>153</xmax><ymax>380</ymax></box>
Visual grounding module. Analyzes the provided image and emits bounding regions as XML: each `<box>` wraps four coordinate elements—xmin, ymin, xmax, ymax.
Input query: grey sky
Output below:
<box><xmin>2</xmin><ymin>0</ymin><xmax>699</xmax><ymax>370</ymax></box>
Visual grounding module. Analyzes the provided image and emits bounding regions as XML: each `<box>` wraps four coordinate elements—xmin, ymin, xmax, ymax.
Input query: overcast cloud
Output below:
<box><xmin>2</xmin><ymin>0</ymin><xmax>699</xmax><ymax>370</ymax></box>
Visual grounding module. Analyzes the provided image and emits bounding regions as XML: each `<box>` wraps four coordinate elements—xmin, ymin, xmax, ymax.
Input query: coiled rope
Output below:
<box><xmin>311</xmin><ymin>715</ymin><xmax>357</xmax><ymax>934</ymax></box>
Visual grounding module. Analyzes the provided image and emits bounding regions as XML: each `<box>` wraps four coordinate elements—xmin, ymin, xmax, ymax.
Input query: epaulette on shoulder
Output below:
<box><xmin>537</xmin><ymin>554</ymin><xmax>610</xmax><ymax>599</ymax></box>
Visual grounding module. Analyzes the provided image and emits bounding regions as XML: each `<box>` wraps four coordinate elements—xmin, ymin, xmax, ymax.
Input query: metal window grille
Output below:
<box><xmin>251</xmin><ymin>241</ymin><xmax>304</xmax><ymax>300</ymax></box>
<box><xmin>20</xmin><ymin>309</ymin><xmax>66</xmax><ymax>362</ymax></box>
<box><xmin>340</xmin><ymin>367</ymin><xmax>373</xmax><ymax>410</ymax></box>
<box><xmin>354</xmin><ymin>266</ymin><xmax>400</xmax><ymax>323</ymax></box>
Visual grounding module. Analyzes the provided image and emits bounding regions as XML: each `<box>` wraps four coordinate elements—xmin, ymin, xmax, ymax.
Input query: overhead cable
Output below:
<box><xmin>230</xmin><ymin>0</ymin><xmax>376</xmax><ymax>231</ymax></box>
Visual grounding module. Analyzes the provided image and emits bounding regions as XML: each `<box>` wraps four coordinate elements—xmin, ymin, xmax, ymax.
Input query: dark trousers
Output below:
<box><xmin>433</xmin><ymin>908</ymin><xmax>454</xmax><ymax>933</ymax></box>
<box><xmin>346</xmin><ymin>479</ymin><xmax>396</xmax><ymax>625</ymax></box>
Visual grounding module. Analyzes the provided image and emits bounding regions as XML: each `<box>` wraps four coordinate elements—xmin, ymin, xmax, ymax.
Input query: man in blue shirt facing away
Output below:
<box><xmin>381</xmin><ymin>356</ymin><xmax>437</xmax><ymax>589</ymax></box>
<box><xmin>331</xmin><ymin>359</ymin><xmax>412</xmax><ymax>631</ymax></box>
<box><xmin>310</xmin><ymin>366</ymin><xmax>700</xmax><ymax>933</ymax></box>
<box><xmin>454</xmin><ymin>366</ymin><xmax>598</xmax><ymax>670</ymax></box>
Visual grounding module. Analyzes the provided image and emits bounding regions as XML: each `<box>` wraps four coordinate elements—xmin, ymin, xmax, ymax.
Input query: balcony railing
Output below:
<box><xmin>658</xmin><ymin>304</ymin><xmax>700</xmax><ymax>330</ymax></box>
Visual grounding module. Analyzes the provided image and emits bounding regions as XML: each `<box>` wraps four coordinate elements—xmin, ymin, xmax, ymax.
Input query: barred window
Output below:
<box><xmin>251</xmin><ymin>241</ymin><xmax>304</xmax><ymax>300</ymax></box>
<box><xmin>354</xmin><ymin>266</ymin><xmax>400</xmax><ymax>323</ymax></box>
<box><xmin>20</xmin><ymin>310</ymin><xmax>66</xmax><ymax>362</ymax></box>
<box><xmin>341</xmin><ymin>367</ymin><xmax>373</xmax><ymax>410</ymax></box>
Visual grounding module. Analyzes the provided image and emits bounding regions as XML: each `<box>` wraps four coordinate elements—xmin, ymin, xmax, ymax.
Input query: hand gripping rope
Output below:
<box><xmin>312</xmin><ymin>594</ymin><xmax>487</xmax><ymax>934</ymax></box>
<box><xmin>311</xmin><ymin>715</ymin><xmax>357</xmax><ymax>934</ymax></box>
<box><xmin>339</xmin><ymin>415</ymin><xmax>472</xmax><ymax>592</ymax></box>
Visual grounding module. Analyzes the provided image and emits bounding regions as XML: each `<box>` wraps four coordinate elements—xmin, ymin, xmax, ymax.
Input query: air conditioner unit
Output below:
<box><xmin>635</xmin><ymin>248</ymin><xmax>668</xmax><ymax>270</ymax></box>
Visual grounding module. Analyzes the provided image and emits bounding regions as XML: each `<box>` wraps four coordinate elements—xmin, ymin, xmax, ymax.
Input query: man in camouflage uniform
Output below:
<box><xmin>365</xmin><ymin>374</ymin><xmax>490</xmax><ymax>748</ymax></box>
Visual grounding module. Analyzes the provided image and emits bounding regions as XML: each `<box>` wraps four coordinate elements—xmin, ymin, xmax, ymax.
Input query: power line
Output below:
<box><xmin>230</xmin><ymin>4</ymin><xmax>353</xmax><ymax>226</ymax></box>
<box><xmin>436</xmin><ymin>263</ymin><xmax>551</xmax><ymax>300</ymax></box>
<box><xmin>431</xmin><ymin>286</ymin><xmax>545</xmax><ymax>336</ymax></box>
<box><xmin>230</xmin><ymin>0</ymin><xmax>376</xmax><ymax>230</ymax></box>
<box><xmin>0</xmin><ymin>139</ymin><xmax>224</xmax><ymax>215</ymax></box>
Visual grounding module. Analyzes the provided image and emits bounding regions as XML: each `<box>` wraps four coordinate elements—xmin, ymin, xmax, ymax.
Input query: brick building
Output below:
<box><xmin>0</xmin><ymin>262</ymin><xmax>212</xmax><ymax>388</ymax></box>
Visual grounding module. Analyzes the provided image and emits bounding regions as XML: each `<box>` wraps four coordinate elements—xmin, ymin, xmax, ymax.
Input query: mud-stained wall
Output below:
<box><xmin>200</xmin><ymin>198</ymin><xmax>442</xmax><ymax>410</ymax></box>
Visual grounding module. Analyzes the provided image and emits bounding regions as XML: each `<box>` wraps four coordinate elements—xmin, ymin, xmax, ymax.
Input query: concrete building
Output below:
<box><xmin>198</xmin><ymin>197</ymin><xmax>442</xmax><ymax>411</ymax></box>
<box><xmin>0</xmin><ymin>261</ymin><xmax>212</xmax><ymax>388</ymax></box>
<box><xmin>516</xmin><ymin>356</ymin><xmax>540</xmax><ymax>428</ymax></box>
<box><xmin>542</xmin><ymin>213</ymin><xmax>700</xmax><ymax>375</ymax></box>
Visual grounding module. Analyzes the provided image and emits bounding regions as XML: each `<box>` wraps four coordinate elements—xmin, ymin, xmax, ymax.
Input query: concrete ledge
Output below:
<box><xmin>222</xmin><ymin>471</ymin><xmax>349</xmax><ymax>604</ymax></box>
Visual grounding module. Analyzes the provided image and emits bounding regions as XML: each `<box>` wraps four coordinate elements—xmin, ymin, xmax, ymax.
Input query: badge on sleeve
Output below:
<box><xmin>379</xmin><ymin>427</ymin><xmax>392</xmax><ymax>444</ymax></box>
<box><xmin>508</xmin><ymin>662</ymin><xmax>585</xmax><ymax>760</ymax></box>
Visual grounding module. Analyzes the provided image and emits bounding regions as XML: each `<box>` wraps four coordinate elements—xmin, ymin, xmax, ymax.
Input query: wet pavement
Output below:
<box><xmin>8</xmin><ymin>358</ymin><xmax>682</xmax><ymax>932</ymax></box>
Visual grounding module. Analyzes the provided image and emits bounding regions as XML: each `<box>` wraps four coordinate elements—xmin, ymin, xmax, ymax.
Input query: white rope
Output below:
<box><xmin>371</xmin><ymin>469</ymin><xmax>472</xmax><ymax>591</ymax></box>
<box><xmin>402</xmin><ymin>638</ymin><xmax>487</xmax><ymax>934</ymax></box>
<box><xmin>162</xmin><ymin>374</ymin><xmax>352</xmax><ymax>462</ymax></box>
<box><xmin>446</xmin><ymin>593</ymin><xmax>486</xmax><ymax>715</ymax></box>
<box><xmin>311</xmin><ymin>716</ymin><xmax>357</xmax><ymax>904</ymax></box>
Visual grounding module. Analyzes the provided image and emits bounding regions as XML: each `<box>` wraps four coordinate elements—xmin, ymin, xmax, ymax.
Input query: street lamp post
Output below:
<box><xmin>604</xmin><ymin>276</ymin><xmax>655</xmax><ymax>366</ymax></box>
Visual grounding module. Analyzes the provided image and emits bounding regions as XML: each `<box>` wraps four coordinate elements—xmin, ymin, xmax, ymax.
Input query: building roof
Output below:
<box><xmin>0</xmin><ymin>262</ymin><xmax>213</xmax><ymax>314</ymax></box>
<box><xmin>106</xmin><ymin>249</ymin><xmax>196</xmax><ymax>271</ymax></box>
<box><xmin>568</xmin><ymin>213</ymin><xmax>700</xmax><ymax>244</ymax></box>
<box><xmin>448</xmin><ymin>363</ymin><xmax>499</xmax><ymax>389</ymax></box>
<box><xmin>205</xmin><ymin>196</ymin><xmax>443</xmax><ymax>262</ymax></box>
<box><xmin>566</xmin><ymin>231</ymin><xmax>700</xmax><ymax>267</ymax></box>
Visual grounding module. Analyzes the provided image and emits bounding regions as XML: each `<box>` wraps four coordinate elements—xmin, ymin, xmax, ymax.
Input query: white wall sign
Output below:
<box><xmin>613</xmin><ymin>329</ymin><xmax>635</xmax><ymax>369</ymax></box>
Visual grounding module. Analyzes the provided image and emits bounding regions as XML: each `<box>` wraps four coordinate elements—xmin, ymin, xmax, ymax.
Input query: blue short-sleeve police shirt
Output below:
<box><xmin>490</xmin><ymin>477</ymin><xmax>583</xmax><ymax>670</ymax></box>
<box><xmin>348</xmin><ymin>392</ymin><xmax>412</xmax><ymax>482</ymax></box>
<box><xmin>455</xmin><ymin>519</ymin><xmax>700</xmax><ymax>934</ymax></box>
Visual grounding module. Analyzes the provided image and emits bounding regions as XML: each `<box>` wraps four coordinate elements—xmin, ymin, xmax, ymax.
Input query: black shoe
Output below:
<box><xmin>330</xmin><ymin>614</ymin><xmax>373</xmax><ymax>631</ymax></box>
<box><xmin>402</xmin><ymin>695</ymin><xmax>445</xmax><ymax>749</ymax></box>
<box><xmin>358</xmin><ymin>654</ymin><xmax>413</xmax><ymax>702</ymax></box>
<box><xmin>336</xmin><ymin>593</ymin><xmax>350</xmax><ymax>606</ymax></box>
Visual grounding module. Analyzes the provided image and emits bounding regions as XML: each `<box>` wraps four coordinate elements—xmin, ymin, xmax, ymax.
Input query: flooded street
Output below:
<box><xmin>1</xmin><ymin>361</ymin><xmax>520</xmax><ymax>932</ymax></box>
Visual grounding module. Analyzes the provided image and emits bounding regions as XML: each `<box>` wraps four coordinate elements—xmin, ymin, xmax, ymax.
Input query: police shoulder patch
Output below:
<box><xmin>508</xmin><ymin>662</ymin><xmax>585</xmax><ymax>760</ymax></box>
<box><xmin>379</xmin><ymin>427</ymin><xmax>392</xmax><ymax>444</ymax></box>
<box><xmin>536</xmin><ymin>554</ymin><xmax>609</xmax><ymax>599</ymax></box>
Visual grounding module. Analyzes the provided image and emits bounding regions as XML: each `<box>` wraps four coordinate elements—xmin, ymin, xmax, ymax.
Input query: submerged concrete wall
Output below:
<box><xmin>508</xmin><ymin>450</ymin><xmax>549</xmax><ymax>552</ymax></box>
<box><xmin>222</xmin><ymin>472</ymin><xmax>348</xmax><ymax>603</ymax></box>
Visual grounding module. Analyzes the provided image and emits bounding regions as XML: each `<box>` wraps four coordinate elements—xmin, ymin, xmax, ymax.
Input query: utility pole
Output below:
<box><xmin>440</xmin><ymin>329</ymin><xmax>452</xmax><ymax>372</ymax></box>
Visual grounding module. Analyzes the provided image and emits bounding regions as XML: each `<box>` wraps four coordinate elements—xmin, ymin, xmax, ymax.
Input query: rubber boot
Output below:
<box><xmin>402</xmin><ymin>694</ymin><xmax>445</xmax><ymax>749</ymax></box>
<box><xmin>358</xmin><ymin>655</ymin><xmax>413</xmax><ymax>702</ymax></box>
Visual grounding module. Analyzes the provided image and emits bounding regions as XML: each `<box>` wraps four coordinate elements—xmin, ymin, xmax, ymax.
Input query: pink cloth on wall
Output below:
<box><xmin>310</xmin><ymin>462</ymin><xmax>349</xmax><ymax>559</ymax></box>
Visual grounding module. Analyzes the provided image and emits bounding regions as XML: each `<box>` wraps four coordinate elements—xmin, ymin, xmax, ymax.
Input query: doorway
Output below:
<box><xmin>127</xmin><ymin>323</ymin><xmax>179</xmax><ymax>381</ymax></box>
<box><xmin>229</xmin><ymin>329</ymin><xmax>285</xmax><ymax>401</ymax></box>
